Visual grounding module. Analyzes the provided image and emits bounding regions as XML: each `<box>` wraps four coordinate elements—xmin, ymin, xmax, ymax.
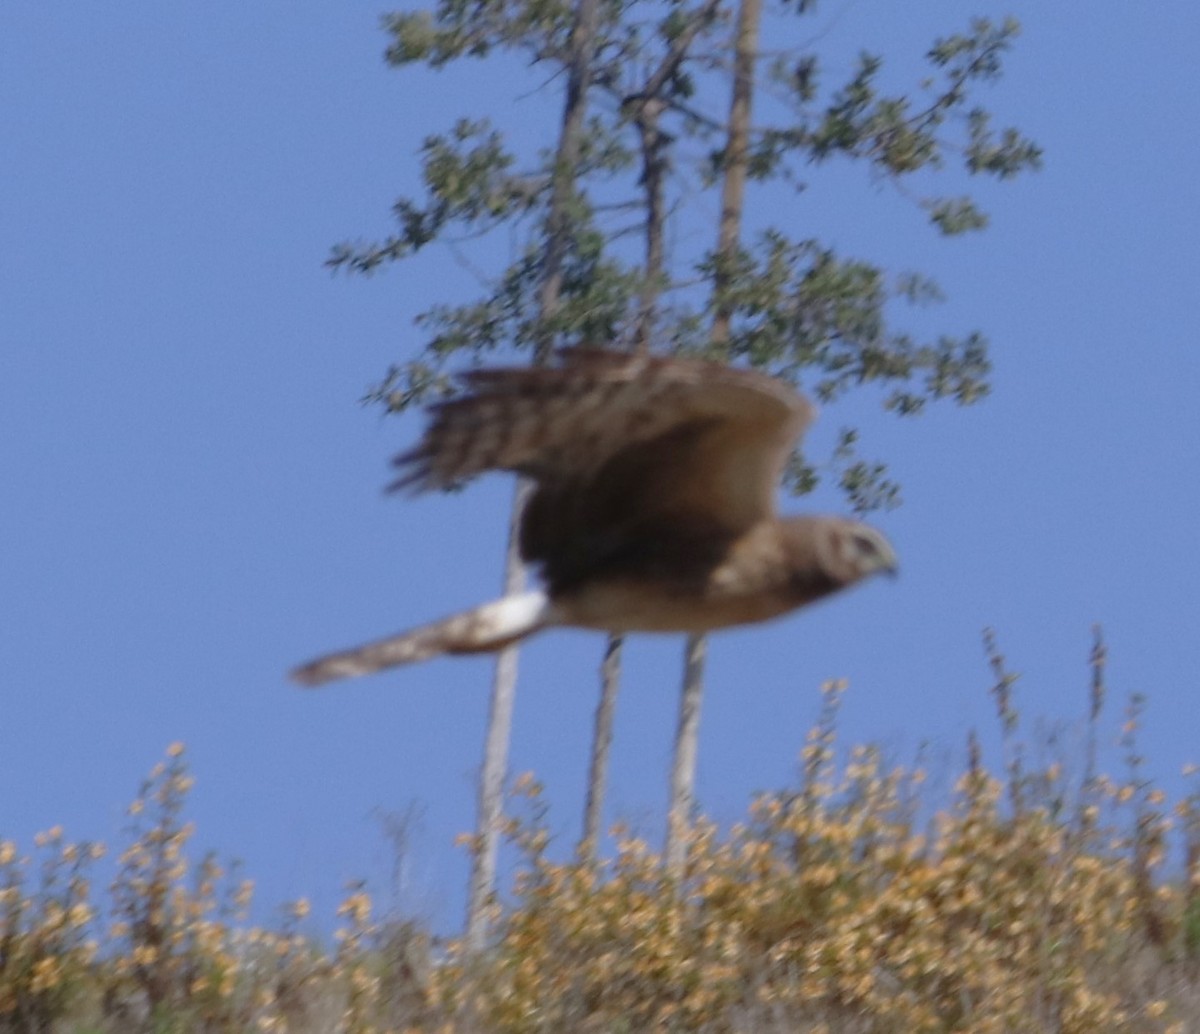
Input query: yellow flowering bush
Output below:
<box><xmin>1</xmin><ymin>654</ymin><xmax>1198</xmax><ymax>1032</ymax></box>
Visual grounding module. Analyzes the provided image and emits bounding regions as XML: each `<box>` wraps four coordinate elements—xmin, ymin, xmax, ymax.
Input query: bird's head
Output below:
<box><xmin>823</xmin><ymin>519</ymin><xmax>898</xmax><ymax>585</ymax></box>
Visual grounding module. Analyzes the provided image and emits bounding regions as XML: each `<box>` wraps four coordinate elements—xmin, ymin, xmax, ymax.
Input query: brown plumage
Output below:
<box><xmin>291</xmin><ymin>348</ymin><xmax>896</xmax><ymax>686</ymax></box>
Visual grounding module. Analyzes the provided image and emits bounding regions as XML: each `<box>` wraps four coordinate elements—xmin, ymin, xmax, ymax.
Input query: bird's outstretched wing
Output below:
<box><xmin>391</xmin><ymin>349</ymin><xmax>814</xmax><ymax>545</ymax></box>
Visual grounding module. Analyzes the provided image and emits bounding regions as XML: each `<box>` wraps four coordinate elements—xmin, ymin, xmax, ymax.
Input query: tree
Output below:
<box><xmin>331</xmin><ymin>0</ymin><xmax>1040</xmax><ymax>940</ymax></box>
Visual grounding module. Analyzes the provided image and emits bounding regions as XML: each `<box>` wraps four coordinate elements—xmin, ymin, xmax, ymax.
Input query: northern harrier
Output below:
<box><xmin>292</xmin><ymin>348</ymin><xmax>896</xmax><ymax>686</ymax></box>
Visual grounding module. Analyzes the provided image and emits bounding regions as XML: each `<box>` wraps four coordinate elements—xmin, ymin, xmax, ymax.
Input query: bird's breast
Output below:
<box><xmin>554</xmin><ymin>567</ymin><xmax>800</xmax><ymax>635</ymax></box>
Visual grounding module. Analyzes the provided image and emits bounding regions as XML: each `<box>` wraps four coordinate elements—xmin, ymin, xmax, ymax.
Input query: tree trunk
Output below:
<box><xmin>664</xmin><ymin>0</ymin><xmax>762</xmax><ymax>875</ymax></box>
<box><xmin>580</xmin><ymin>634</ymin><xmax>622</xmax><ymax>863</ymax></box>
<box><xmin>665</xmin><ymin>632</ymin><xmax>706</xmax><ymax>872</ymax></box>
<box><xmin>579</xmin><ymin>70</ymin><xmax>676</xmax><ymax>863</ymax></box>
<box><xmin>464</xmin><ymin>0</ymin><xmax>602</xmax><ymax>949</ymax></box>
<box><xmin>711</xmin><ymin>0</ymin><xmax>763</xmax><ymax>345</ymax></box>
<box><xmin>464</xmin><ymin>479</ymin><xmax>531</xmax><ymax>951</ymax></box>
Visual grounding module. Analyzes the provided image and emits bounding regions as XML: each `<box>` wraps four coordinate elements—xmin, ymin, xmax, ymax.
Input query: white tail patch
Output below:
<box><xmin>291</xmin><ymin>591</ymin><xmax>556</xmax><ymax>687</ymax></box>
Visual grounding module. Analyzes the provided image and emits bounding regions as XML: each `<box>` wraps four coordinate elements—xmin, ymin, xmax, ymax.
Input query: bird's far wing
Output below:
<box><xmin>571</xmin><ymin>352</ymin><xmax>816</xmax><ymax>537</ymax></box>
<box><xmin>388</xmin><ymin>349</ymin><xmax>814</xmax><ymax>507</ymax></box>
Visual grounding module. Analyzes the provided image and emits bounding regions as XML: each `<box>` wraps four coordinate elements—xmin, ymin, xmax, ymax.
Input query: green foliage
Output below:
<box><xmin>833</xmin><ymin>428</ymin><xmax>901</xmax><ymax>513</ymax></box>
<box><xmin>328</xmin><ymin>119</ymin><xmax>537</xmax><ymax>274</ymax></box>
<box><xmin>924</xmin><ymin>196</ymin><xmax>990</xmax><ymax>235</ymax></box>
<box><xmin>381</xmin><ymin>0</ymin><xmax>576</xmax><ymax>67</ymax></box>
<box><xmin>332</xmin><ymin>1</ymin><xmax>1042</xmax><ymax>511</ymax></box>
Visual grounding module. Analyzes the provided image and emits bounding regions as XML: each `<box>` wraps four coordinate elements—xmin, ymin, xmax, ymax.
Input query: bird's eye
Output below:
<box><xmin>852</xmin><ymin>532</ymin><xmax>879</xmax><ymax>557</ymax></box>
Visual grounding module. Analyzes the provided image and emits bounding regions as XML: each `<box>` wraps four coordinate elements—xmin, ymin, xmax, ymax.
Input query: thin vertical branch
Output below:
<box><xmin>1120</xmin><ymin>692</ymin><xmax>1168</xmax><ymax>946</ymax></box>
<box><xmin>465</xmin><ymin>481</ymin><xmax>531</xmax><ymax>951</ymax></box>
<box><xmin>634</xmin><ymin>99</ymin><xmax>667</xmax><ymax>352</ymax></box>
<box><xmin>581</xmin><ymin>636</ymin><xmax>622</xmax><ymax>863</ymax></box>
<box><xmin>665</xmin><ymin>0</ymin><xmax>762</xmax><ymax>875</ymax></box>
<box><xmin>982</xmin><ymin>626</ymin><xmax>1023</xmax><ymax>817</ymax></box>
<box><xmin>581</xmin><ymin>46</ymin><xmax>679</xmax><ymax>862</ymax></box>
<box><xmin>966</xmin><ymin>728</ymin><xmax>983</xmax><ymax>783</ymax></box>
<box><xmin>711</xmin><ymin>0</ymin><xmax>763</xmax><ymax>346</ymax></box>
<box><xmin>465</xmin><ymin>0</ymin><xmax>602</xmax><ymax>950</ymax></box>
<box><xmin>666</xmin><ymin>633</ymin><xmax>707</xmax><ymax>873</ymax></box>
<box><xmin>1080</xmin><ymin>623</ymin><xmax>1106</xmax><ymax>829</ymax></box>
<box><xmin>534</xmin><ymin>0</ymin><xmax>602</xmax><ymax>335</ymax></box>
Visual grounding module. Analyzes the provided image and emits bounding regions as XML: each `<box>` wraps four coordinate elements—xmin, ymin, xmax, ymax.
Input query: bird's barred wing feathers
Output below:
<box><xmin>388</xmin><ymin>348</ymin><xmax>815</xmax><ymax>497</ymax></box>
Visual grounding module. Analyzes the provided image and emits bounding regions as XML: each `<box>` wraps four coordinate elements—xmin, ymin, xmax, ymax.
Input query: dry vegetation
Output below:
<box><xmin>5</xmin><ymin>638</ymin><xmax>1200</xmax><ymax>1033</ymax></box>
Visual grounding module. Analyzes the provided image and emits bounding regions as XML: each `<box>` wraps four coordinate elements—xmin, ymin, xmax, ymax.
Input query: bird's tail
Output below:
<box><xmin>291</xmin><ymin>590</ymin><xmax>556</xmax><ymax>687</ymax></box>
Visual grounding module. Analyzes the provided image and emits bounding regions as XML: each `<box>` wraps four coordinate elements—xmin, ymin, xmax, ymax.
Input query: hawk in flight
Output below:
<box><xmin>292</xmin><ymin>348</ymin><xmax>896</xmax><ymax>686</ymax></box>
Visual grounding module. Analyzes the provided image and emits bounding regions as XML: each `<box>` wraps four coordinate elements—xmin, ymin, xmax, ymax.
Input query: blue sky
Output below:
<box><xmin>3</xmin><ymin>1</ymin><xmax>1198</xmax><ymax>930</ymax></box>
